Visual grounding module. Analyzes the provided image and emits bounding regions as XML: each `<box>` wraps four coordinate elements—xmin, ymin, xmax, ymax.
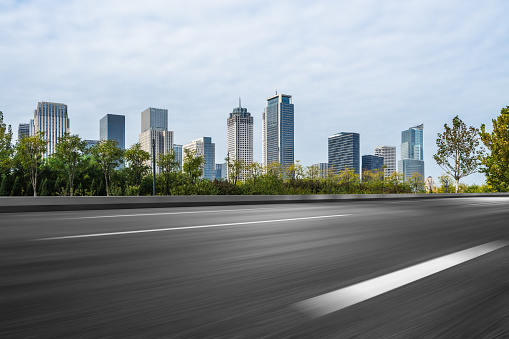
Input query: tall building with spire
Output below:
<box><xmin>32</xmin><ymin>102</ymin><xmax>70</xmax><ymax>157</ymax></box>
<box><xmin>227</xmin><ymin>98</ymin><xmax>253</xmax><ymax>180</ymax></box>
<box><xmin>398</xmin><ymin>124</ymin><xmax>424</xmax><ymax>181</ymax></box>
<box><xmin>262</xmin><ymin>93</ymin><xmax>294</xmax><ymax>168</ymax></box>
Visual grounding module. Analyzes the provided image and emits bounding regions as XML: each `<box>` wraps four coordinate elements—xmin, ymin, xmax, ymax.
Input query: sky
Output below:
<box><xmin>1</xmin><ymin>0</ymin><xmax>508</xmax><ymax>185</ymax></box>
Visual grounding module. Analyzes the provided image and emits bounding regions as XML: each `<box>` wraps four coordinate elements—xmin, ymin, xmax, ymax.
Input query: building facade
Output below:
<box><xmin>100</xmin><ymin>114</ymin><xmax>125</xmax><ymax>149</ymax></box>
<box><xmin>262</xmin><ymin>94</ymin><xmax>294</xmax><ymax>168</ymax></box>
<box><xmin>139</xmin><ymin>108</ymin><xmax>174</xmax><ymax>173</ymax></box>
<box><xmin>18</xmin><ymin>123</ymin><xmax>30</xmax><ymax>140</ymax></box>
<box><xmin>84</xmin><ymin>139</ymin><xmax>100</xmax><ymax>149</ymax></box>
<box><xmin>374</xmin><ymin>145</ymin><xmax>396</xmax><ymax>178</ymax></box>
<box><xmin>362</xmin><ymin>155</ymin><xmax>384</xmax><ymax>172</ymax></box>
<box><xmin>32</xmin><ymin>102</ymin><xmax>70</xmax><ymax>156</ymax></box>
<box><xmin>215</xmin><ymin>163</ymin><xmax>228</xmax><ymax>180</ymax></box>
<box><xmin>141</xmin><ymin>107</ymin><xmax>168</xmax><ymax>133</ymax></box>
<box><xmin>227</xmin><ymin>100</ymin><xmax>253</xmax><ymax>180</ymax></box>
<box><xmin>398</xmin><ymin>124</ymin><xmax>424</xmax><ymax>181</ymax></box>
<box><xmin>328</xmin><ymin>132</ymin><xmax>360</xmax><ymax>175</ymax></box>
<box><xmin>173</xmin><ymin>144</ymin><xmax>183</xmax><ymax>171</ymax></box>
<box><xmin>183</xmin><ymin>137</ymin><xmax>215</xmax><ymax>180</ymax></box>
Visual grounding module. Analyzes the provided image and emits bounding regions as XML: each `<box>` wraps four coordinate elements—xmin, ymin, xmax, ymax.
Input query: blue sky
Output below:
<box><xmin>1</xmin><ymin>0</ymin><xmax>508</xmax><ymax>184</ymax></box>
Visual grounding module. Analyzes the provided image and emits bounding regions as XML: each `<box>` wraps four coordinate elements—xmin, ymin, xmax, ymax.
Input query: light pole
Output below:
<box><xmin>152</xmin><ymin>138</ymin><xmax>156</xmax><ymax>196</ymax></box>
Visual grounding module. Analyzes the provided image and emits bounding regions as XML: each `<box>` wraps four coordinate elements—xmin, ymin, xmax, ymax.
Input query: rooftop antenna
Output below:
<box><xmin>239</xmin><ymin>97</ymin><xmax>241</xmax><ymax>108</ymax></box>
<box><xmin>276</xmin><ymin>89</ymin><xmax>278</xmax><ymax>95</ymax></box>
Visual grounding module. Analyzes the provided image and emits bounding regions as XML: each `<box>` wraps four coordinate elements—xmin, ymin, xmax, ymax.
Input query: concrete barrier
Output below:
<box><xmin>1</xmin><ymin>193</ymin><xmax>509</xmax><ymax>213</ymax></box>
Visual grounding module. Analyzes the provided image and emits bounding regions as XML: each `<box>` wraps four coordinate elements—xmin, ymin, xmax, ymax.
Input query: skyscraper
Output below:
<box><xmin>18</xmin><ymin>123</ymin><xmax>29</xmax><ymax>140</ymax></box>
<box><xmin>32</xmin><ymin>102</ymin><xmax>70</xmax><ymax>156</ymax></box>
<box><xmin>173</xmin><ymin>144</ymin><xmax>183</xmax><ymax>171</ymax></box>
<box><xmin>362</xmin><ymin>155</ymin><xmax>384</xmax><ymax>172</ymax></box>
<box><xmin>374</xmin><ymin>145</ymin><xmax>396</xmax><ymax>178</ymax></box>
<box><xmin>398</xmin><ymin>124</ymin><xmax>424</xmax><ymax>181</ymax></box>
<box><xmin>227</xmin><ymin>99</ymin><xmax>253</xmax><ymax>180</ymax></box>
<box><xmin>139</xmin><ymin>107</ymin><xmax>173</xmax><ymax>173</ymax></box>
<box><xmin>141</xmin><ymin>107</ymin><xmax>168</xmax><ymax>132</ymax></box>
<box><xmin>183</xmin><ymin>137</ymin><xmax>215</xmax><ymax>180</ymax></box>
<box><xmin>328</xmin><ymin>132</ymin><xmax>360</xmax><ymax>175</ymax></box>
<box><xmin>262</xmin><ymin>93</ymin><xmax>294</xmax><ymax>167</ymax></box>
<box><xmin>100</xmin><ymin>114</ymin><xmax>125</xmax><ymax>149</ymax></box>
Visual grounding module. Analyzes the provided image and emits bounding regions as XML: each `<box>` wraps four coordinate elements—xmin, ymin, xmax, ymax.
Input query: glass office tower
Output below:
<box><xmin>33</xmin><ymin>102</ymin><xmax>70</xmax><ymax>157</ymax></box>
<box><xmin>227</xmin><ymin>99</ymin><xmax>253</xmax><ymax>180</ymax></box>
<box><xmin>328</xmin><ymin>132</ymin><xmax>360</xmax><ymax>175</ymax></box>
<box><xmin>100</xmin><ymin>114</ymin><xmax>125</xmax><ymax>149</ymax></box>
<box><xmin>362</xmin><ymin>155</ymin><xmax>384</xmax><ymax>172</ymax></box>
<box><xmin>398</xmin><ymin>124</ymin><xmax>424</xmax><ymax>181</ymax></box>
<box><xmin>262</xmin><ymin>94</ymin><xmax>294</xmax><ymax>167</ymax></box>
<box><xmin>183</xmin><ymin>137</ymin><xmax>215</xmax><ymax>180</ymax></box>
<box><xmin>141</xmin><ymin>107</ymin><xmax>168</xmax><ymax>133</ymax></box>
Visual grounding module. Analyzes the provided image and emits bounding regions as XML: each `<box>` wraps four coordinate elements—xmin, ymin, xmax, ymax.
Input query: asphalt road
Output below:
<box><xmin>2</xmin><ymin>197</ymin><xmax>509</xmax><ymax>338</ymax></box>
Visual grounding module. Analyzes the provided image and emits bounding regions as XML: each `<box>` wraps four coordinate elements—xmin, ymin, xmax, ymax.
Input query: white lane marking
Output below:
<box><xmin>61</xmin><ymin>207</ymin><xmax>289</xmax><ymax>220</ymax></box>
<box><xmin>295</xmin><ymin>240</ymin><xmax>508</xmax><ymax>318</ymax></box>
<box><xmin>34</xmin><ymin>214</ymin><xmax>351</xmax><ymax>241</ymax></box>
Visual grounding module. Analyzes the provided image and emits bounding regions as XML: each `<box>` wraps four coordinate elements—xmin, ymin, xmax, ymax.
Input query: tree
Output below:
<box><xmin>11</xmin><ymin>176</ymin><xmax>22</xmax><ymax>196</ymax></box>
<box><xmin>247</xmin><ymin>161</ymin><xmax>264</xmax><ymax>187</ymax></box>
<box><xmin>438</xmin><ymin>173</ymin><xmax>454</xmax><ymax>193</ymax></box>
<box><xmin>226</xmin><ymin>154</ymin><xmax>244</xmax><ymax>185</ymax></box>
<box><xmin>433</xmin><ymin>115</ymin><xmax>482</xmax><ymax>193</ymax></box>
<box><xmin>0</xmin><ymin>111</ymin><xmax>13</xmax><ymax>173</ymax></box>
<box><xmin>124</xmin><ymin>143</ymin><xmax>150</xmax><ymax>195</ymax></box>
<box><xmin>157</xmin><ymin>150</ymin><xmax>179</xmax><ymax>195</ymax></box>
<box><xmin>409</xmin><ymin>173</ymin><xmax>425</xmax><ymax>193</ymax></box>
<box><xmin>183</xmin><ymin>148</ymin><xmax>204</xmax><ymax>183</ymax></box>
<box><xmin>0</xmin><ymin>174</ymin><xmax>10</xmax><ymax>196</ymax></box>
<box><xmin>90</xmin><ymin>140</ymin><xmax>124</xmax><ymax>196</ymax></box>
<box><xmin>53</xmin><ymin>133</ymin><xmax>88</xmax><ymax>196</ymax></box>
<box><xmin>306</xmin><ymin>165</ymin><xmax>320</xmax><ymax>181</ymax></box>
<box><xmin>479</xmin><ymin>106</ymin><xmax>509</xmax><ymax>191</ymax></box>
<box><xmin>14</xmin><ymin>132</ymin><xmax>47</xmax><ymax>196</ymax></box>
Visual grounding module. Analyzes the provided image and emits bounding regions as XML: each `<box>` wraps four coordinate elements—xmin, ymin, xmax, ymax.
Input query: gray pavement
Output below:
<box><xmin>2</xmin><ymin>197</ymin><xmax>509</xmax><ymax>338</ymax></box>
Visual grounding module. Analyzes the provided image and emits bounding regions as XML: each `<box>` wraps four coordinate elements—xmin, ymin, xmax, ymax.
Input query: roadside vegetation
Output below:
<box><xmin>0</xmin><ymin>106</ymin><xmax>507</xmax><ymax>196</ymax></box>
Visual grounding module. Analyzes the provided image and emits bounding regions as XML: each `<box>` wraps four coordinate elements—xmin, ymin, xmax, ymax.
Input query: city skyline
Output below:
<box><xmin>2</xmin><ymin>1</ymin><xmax>509</xmax><ymax>184</ymax></box>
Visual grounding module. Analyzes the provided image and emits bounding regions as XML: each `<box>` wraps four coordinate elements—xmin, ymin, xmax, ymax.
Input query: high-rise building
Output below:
<box><xmin>398</xmin><ymin>124</ymin><xmax>424</xmax><ymax>181</ymax></box>
<box><xmin>227</xmin><ymin>99</ymin><xmax>253</xmax><ymax>180</ymax></box>
<box><xmin>362</xmin><ymin>155</ymin><xmax>384</xmax><ymax>172</ymax></box>
<box><xmin>18</xmin><ymin>123</ymin><xmax>30</xmax><ymax>140</ymax></box>
<box><xmin>374</xmin><ymin>146</ymin><xmax>396</xmax><ymax>178</ymax></box>
<box><xmin>311</xmin><ymin>163</ymin><xmax>329</xmax><ymax>179</ymax></box>
<box><xmin>138</xmin><ymin>108</ymin><xmax>173</xmax><ymax>173</ymax></box>
<box><xmin>183</xmin><ymin>137</ymin><xmax>215</xmax><ymax>180</ymax></box>
<box><xmin>328</xmin><ymin>132</ymin><xmax>360</xmax><ymax>175</ymax></box>
<box><xmin>32</xmin><ymin>102</ymin><xmax>70</xmax><ymax>156</ymax></box>
<box><xmin>215</xmin><ymin>163</ymin><xmax>228</xmax><ymax>180</ymax></box>
<box><xmin>262</xmin><ymin>93</ymin><xmax>294</xmax><ymax>168</ymax></box>
<box><xmin>141</xmin><ymin>107</ymin><xmax>168</xmax><ymax>133</ymax></box>
<box><xmin>173</xmin><ymin>144</ymin><xmax>183</xmax><ymax>171</ymax></box>
<box><xmin>100</xmin><ymin>114</ymin><xmax>125</xmax><ymax>149</ymax></box>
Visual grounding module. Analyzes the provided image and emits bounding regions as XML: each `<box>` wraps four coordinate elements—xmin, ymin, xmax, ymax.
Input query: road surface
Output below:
<box><xmin>2</xmin><ymin>197</ymin><xmax>509</xmax><ymax>338</ymax></box>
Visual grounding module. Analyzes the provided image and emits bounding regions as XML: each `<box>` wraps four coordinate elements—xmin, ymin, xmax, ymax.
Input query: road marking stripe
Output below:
<box><xmin>34</xmin><ymin>214</ymin><xmax>351</xmax><ymax>241</ymax></box>
<box><xmin>62</xmin><ymin>207</ymin><xmax>291</xmax><ymax>219</ymax></box>
<box><xmin>295</xmin><ymin>240</ymin><xmax>508</xmax><ymax>318</ymax></box>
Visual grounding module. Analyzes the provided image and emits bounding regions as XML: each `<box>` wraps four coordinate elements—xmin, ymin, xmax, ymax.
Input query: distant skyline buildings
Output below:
<box><xmin>141</xmin><ymin>107</ymin><xmax>168</xmax><ymax>133</ymax></box>
<box><xmin>173</xmin><ymin>144</ymin><xmax>183</xmax><ymax>171</ymax></box>
<box><xmin>399</xmin><ymin>124</ymin><xmax>425</xmax><ymax>181</ymax></box>
<box><xmin>138</xmin><ymin>107</ymin><xmax>173</xmax><ymax>173</ymax></box>
<box><xmin>374</xmin><ymin>145</ymin><xmax>396</xmax><ymax>178</ymax></box>
<box><xmin>32</xmin><ymin>101</ymin><xmax>70</xmax><ymax>157</ymax></box>
<box><xmin>184</xmin><ymin>137</ymin><xmax>215</xmax><ymax>180</ymax></box>
<box><xmin>262</xmin><ymin>93</ymin><xmax>294</xmax><ymax>168</ymax></box>
<box><xmin>100</xmin><ymin>114</ymin><xmax>125</xmax><ymax>149</ymax></box>
<box><xmin>362</xmin><ymin>155</ymin><xmax>384</xmax><ymax>173</ymax></box>
<box><xmin>18</xmin><ymin>123</ymin><xmax>29</xmax><ymax>140</ymax></box>
<box><xmin>227</xmin><ymin>99</ymin><xmax>253</xmax><ymax>180</ymax></box>
<box><xmin>328</xmin><ymin>132</ymin><xmax>360</xmax><ymax>175</ymax></box>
